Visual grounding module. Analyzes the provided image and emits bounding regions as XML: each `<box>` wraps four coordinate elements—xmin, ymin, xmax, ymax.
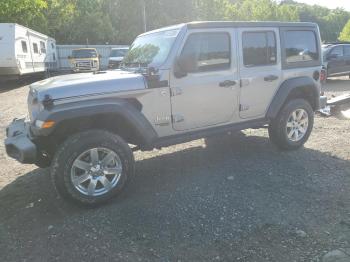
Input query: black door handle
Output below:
<box><xmin>264</xmin><ymin>75</ymin><xmax>279</xmax><ymax>82</ymax></box>
<box><xmin>219</xmin><ymin>80</ymin><xmax>237</xmax><ymax>87</ymax></box>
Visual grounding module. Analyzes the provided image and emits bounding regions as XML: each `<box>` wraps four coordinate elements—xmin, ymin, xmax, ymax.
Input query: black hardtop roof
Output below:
<box><xmin>186</xmin><ymin>21</ymin><xmax>318</xmax><ymax>29</ymax></box>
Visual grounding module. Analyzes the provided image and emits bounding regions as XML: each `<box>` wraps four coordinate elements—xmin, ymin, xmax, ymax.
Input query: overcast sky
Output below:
<box><xmin>294</xmin><ymin>0</ymin><xmax>350</xmax><ymax>11</ymax></box>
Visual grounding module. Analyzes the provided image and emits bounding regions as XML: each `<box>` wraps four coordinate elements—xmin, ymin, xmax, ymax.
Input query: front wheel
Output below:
<box><xmin>268</xmin><ymin>99</ymin><xmax>314</xmax><ymax>150</ymax></box>
<box><xmin>51</xmin><ymin>130</ymin><xmax>134</xmax><ymax>206</ymax></box>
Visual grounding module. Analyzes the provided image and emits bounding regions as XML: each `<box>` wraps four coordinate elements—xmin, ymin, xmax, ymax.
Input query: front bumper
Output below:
<box><xmin>4</xmin><ymin>119</ymin><xmax>37</xmax><ymax>164</ymax></box>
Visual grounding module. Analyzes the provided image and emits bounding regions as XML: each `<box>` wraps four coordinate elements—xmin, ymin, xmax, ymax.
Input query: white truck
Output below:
<box><xmin>0</xmin><ymin>23</ymin><xmax>58</xmax><ymax>80</ymax></box>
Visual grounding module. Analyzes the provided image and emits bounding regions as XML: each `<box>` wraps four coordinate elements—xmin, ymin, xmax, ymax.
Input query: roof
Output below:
<box><xmin>186</xmin><ymin>21</ymin><xmax>318</xmax><ymax>29</ymax></box>
<box><xmin>0</xmin><ymin>23</ymin><xmax>55</xmax><ymax>41</ymax></box>
<box><xmin>111</xmin><ymin>47</ymin><xmax>129</xmax><ymax>50</ymax></box>
<box><xmin>139</xmin><ymin>21</ymin><xmax>318</xmax><ymax>37</ymax></box>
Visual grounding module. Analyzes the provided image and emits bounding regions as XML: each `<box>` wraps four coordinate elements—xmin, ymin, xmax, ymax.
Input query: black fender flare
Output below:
<box><xmin>33</xmin><ymin>97</ymin><xmax>158</xmax><ymax>149</ymax></box>
<box><xmin>266</xmin><ymin>76</ymin><xmax>320</xmax><ymax>120</ymax></box>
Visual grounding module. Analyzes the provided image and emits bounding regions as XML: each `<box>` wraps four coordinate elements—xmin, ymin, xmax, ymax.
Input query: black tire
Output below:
<box><xmin>34</xmin><ymin>153</ymin><xmax>51</xmax><ymax>168</ymax></box>
<box><xmin>268</xmin><ymin>99</ymin><xmax>314</xmax><ymax>150</ymax></box>
<box><xmin>51</xmin><ymin>130</ymin><xmax>134</xmax><ymax>206</ymax></box>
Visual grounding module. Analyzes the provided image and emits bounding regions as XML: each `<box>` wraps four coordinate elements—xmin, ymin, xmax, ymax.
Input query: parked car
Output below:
<box><xmin>0</xmin><ymin>23</ymin><xmax>57</xmax><ymax>81</ymax></box>
<box><xmin>5</xmin><ymin>21</ymin><xmax>326</xmax><ymax>206</ymax></box>
<box><xmin>108</xmin><ymin>47</ymin><xmax>129</xmax><ymax>69</ymax></box>
<box><xmin>68</xmin><ymin>48</ymin><xmax>100</xmax><ymax>72</ymax></box>
<box><xmin>322</xmin><ymin>43</ymin><xmax>350</xmax><ymax>79</ymax></box>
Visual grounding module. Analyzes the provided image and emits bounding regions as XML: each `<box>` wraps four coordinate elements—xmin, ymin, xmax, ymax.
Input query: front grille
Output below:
<box><xmin>27</xmin><ymin>90</ymin><xmax>35</xmax><ymax>122</ymax></box>
<box><xmin>75</xmin><ymin>60</ymin><xmax>93</xmax><ymax>69</ymax></box>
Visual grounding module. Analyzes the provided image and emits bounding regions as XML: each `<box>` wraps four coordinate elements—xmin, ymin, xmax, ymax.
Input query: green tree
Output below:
<box><xmin>0</xmin><ymin>0</ymin><xmax>47</xmax><ymax>31</ymax></box>
<box><xmin>339</xmin><ymin>19</ymin><xmax>350</xmax><ymax>41</ymax></box>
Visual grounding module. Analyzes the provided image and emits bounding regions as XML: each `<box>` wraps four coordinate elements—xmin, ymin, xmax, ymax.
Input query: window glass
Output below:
<box><xmin>242</xmin><ymin>31</ymin><xmax>277</xmax><ymax>67</ymax></box>
<box><xmin>72</xmin><ymin>49</ymin><xmax>97</xmax><ymax>58</ymax></box>
<box><xmin>284</xmin><ymin>31</ymin><xmax>318</xmax><ymax>63</ymax></box>
<box><xmin>123</xmin><ymin>29</ymin><xmax>179</xmax><ymax>67</ymax></box>
<box><xmin>110</xmin><ymin>49</ymin><xmax>128</xmax><ymax>57</ymax></box>
<box><xmin>40</xmin><ymin>41</ymin><xmax>46</xmax><ymax>53</ymax></box>
<box><xmin>33</xmin><ymin>43</ymin><xmax>39</xmax><ymax>54</ymax></box>
<box><xmin>21</xmin><ymin>41</ymin><xmax>27</xmax><ymax>53</ymax></box>
<box><xmin>331</xmin><ymin>46</ymin><xmax>344</xmax><ymax>56</ymax></box>
<box><xmin>344</xmin><ymin>46</ymin><xmax>350</xmax><ymax>56</ymax></box>
<box><xmin>181</xmin><ymin>32</ymin><xmax>230</xmax><ymax>72</ymax></box>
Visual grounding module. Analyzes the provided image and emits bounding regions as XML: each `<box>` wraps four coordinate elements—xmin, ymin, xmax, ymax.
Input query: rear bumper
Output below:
<box><xmin>319</xmin><ymin>96</ymin><xmax>327</xmax><ymax>109</ymax></box>
<box><xmin>4</xmin><ymin>119</ymin><xmax>37</xmax><ymax>164</ymax></box>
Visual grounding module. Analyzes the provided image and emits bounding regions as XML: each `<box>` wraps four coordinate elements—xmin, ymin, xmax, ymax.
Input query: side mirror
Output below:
<box><xmin>174</xmin><ymin>54</ymin><xmax>197</xmax><ymax>78</ymax></box>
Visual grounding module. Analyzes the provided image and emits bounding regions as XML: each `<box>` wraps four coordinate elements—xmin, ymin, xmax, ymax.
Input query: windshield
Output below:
<box><xmin>72</xmin><ymin>49</ymin><xmax>97</xmax><ymax>58</ymax></box>
<box><xmin>110</xmin><ymin>49</ymin><xmax>128</xmax><ymax>57</ymax></box>
<box><xmin>122</xmin><ymin>29</ymin><xmax>180</xmax><ymax>68</ymax></box>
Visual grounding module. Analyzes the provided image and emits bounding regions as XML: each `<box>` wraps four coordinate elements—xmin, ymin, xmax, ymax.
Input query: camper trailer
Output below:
<box><xmin>0</xmin><ymin>23</ymin><xmax>57</xmax><ymax>80</ymax></box>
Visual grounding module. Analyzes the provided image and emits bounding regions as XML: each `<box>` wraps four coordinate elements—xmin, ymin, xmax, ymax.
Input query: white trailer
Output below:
<box><xmin>0</xmin><ymin>23</ymin><xmax>57</xmax><ymax>80</ymax></box>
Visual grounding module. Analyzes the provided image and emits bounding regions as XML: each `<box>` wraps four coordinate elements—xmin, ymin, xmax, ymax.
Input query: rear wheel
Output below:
<box><xmin>268</xmin><ymin>99</ymin><xmax>314</xmax><ymax>150</ymax></box>
<box><xmin>51</xmin><ymin>130</ymin><xmax>134</xmax><ymax>206</ymax></box>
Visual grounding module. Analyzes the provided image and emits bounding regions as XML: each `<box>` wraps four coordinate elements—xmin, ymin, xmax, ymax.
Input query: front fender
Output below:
<box><xmin>266</xmin><ymin>76</ymin><xmax>320</xmax><ymax>120</ymax></box>
<box><xmin>32</xmin><ymin>97</ymin><xmax>158</xmax><ymax>149</ymax></box>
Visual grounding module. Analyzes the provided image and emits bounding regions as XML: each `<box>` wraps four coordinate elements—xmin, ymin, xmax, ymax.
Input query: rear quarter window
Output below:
<box><xmin>284</xmin><ymin>30</ymin><xmax>318</xmax><ymax>63</ymax></box>
<box><xmin>281</xmin><ymin>28</ymin><xmax>320</xmax><ymax>69</ymax></box>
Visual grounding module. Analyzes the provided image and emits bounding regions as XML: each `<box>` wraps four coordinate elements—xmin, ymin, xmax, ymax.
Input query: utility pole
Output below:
<box><xmin>142</xmin><ymin>0</ymin><xmax>147</xmax><ymax>32</ymax></box>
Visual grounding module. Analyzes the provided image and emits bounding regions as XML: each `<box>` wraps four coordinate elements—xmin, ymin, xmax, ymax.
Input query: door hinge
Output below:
<box><xmin>170</xmin><ymin>87</ymin><xmax>183</xmax><ymax>97</ymax></box>
<box><xmin>172</xmin><ymin>114</ymin><xmax>184</xmax><ymax>123</ymax></box>
<box><xmin>239</xmin><ymin>104</ymin><xmax>249</xmax><ymax>111</ymax></box>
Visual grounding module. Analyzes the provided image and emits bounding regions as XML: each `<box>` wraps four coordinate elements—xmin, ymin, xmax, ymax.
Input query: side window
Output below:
<box><xmin>344</xmin><ymin>46</ymin><xmax>350</xmax><ymax>56</ymax></box>
<box><xmin>33</xmin><ymin>43</ymin><xmax>39</xmax><ymax>54</ymax></box>
<box><xmin>242</xmin><ymin>31</ymin><xmax>277</xmax><ymax>67</ymax></box>
<box><xmin>284</xmin><ymin>30</ymin><xmax>318</xmax><ymax>63</ymax></box>
<box><xmin>331</xmin><ymin>46</ymin><xmax>344</xmax><ymax>57</ymax></box>
<box><xmin>181</xmin><ymin>32</ymin><xmax>230</xmax><ymax>73</ymax></box>
<box><xmin>40</xmin><ymin>41</ymin><xmax>46</xmax><ymax>54</ymax></box>
<box><xmin>21</xmin><ymin>41</ymin><xmax>28</xmax><ymax>53</ymax></box>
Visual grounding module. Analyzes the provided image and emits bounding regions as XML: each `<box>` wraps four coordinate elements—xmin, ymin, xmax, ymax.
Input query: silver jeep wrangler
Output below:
<box><xmin>5</xmin><ymin>22</ymin><xmax>327</xmax><ymax>206</ymax></box>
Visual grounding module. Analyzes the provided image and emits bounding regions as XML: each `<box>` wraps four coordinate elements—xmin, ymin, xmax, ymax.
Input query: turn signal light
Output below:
<box><xmin>36</xmin><ymin>120</ymin><xmax>55</xmax><ymax>129</ymax></box>
<box><xmin>42</xmin><ymin>121</ymin><xmax>55</xmax><ymax>129</ymax></box>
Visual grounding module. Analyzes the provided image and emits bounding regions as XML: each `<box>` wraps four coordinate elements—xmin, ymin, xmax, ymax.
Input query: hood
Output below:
<box><xmin>30</xmin><ymin>70</ymin><xmax>146</xmax><ymax>101</ymax></box>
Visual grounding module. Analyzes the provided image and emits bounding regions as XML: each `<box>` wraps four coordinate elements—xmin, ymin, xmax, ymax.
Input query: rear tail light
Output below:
<box><xmin>320</xmin><ymin>69</ymin><xmax>326</xmax><ymax>82</ymax></box>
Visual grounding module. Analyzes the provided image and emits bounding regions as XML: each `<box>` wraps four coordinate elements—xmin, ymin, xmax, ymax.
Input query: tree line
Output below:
<box><xmin>1</xmin><ymin>0</ymin><xmax>350</xmax><ymax>44</ymax></box>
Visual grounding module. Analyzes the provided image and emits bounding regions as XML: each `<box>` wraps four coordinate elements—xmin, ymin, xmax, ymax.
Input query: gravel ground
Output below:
<box><xmin>0</xmin><ymin>77</ymin><xmax>350</xmax><ymax>262</ymax></box>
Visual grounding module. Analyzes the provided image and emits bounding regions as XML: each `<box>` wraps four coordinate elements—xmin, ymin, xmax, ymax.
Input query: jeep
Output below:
<box><xmin>5</xmin><ymin>22</ymin><xmax>327</xmax><ymax>206</ymax></box>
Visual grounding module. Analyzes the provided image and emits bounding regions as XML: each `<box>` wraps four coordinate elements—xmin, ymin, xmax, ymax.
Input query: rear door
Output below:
<box><xmin>238</xmin><ymin>27</ymin><xmax>282</xmax><ymax>119</ymax></box>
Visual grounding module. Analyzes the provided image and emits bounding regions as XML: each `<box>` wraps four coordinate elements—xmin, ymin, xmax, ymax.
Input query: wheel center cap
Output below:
<box><xmin>91</xmin><ymin>164</ymin><xmax>101</xmax><ymax>172</ymax></box>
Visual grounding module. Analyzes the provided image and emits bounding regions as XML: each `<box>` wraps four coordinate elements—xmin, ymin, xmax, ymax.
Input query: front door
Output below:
<box><xmin>327</xmin><ymin>45</ymin><xmax>345</xmax><ymax>75</ymax></box>
<box><xmin>238</xmin><ymin>28</ymin><xmax>282</xmax><ymax>119</ymax></box>
<box><xmin>170</xmin><ymin>30</ymin><xmax>239</xmax><ymax>131</ymax></box>
<box><xmin>343</xmin><ymin>45</ymin><xmax>350</xmax><ymax>73</ymax></box>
